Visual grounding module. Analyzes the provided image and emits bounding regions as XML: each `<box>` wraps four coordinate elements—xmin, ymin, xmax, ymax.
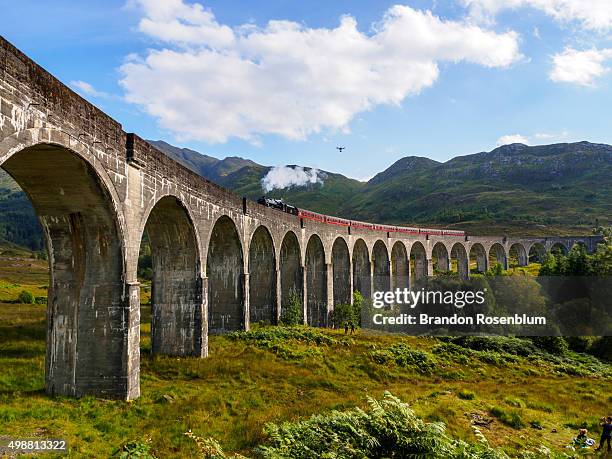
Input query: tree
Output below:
<box><xmin>280</xmin><ymin>288</ymin><xmax>303</xmax><ymax>325</ymax></box>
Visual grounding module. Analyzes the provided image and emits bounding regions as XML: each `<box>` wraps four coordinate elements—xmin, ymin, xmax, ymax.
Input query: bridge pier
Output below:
<box><xmin>326</xmin><ymin>263</ymin><xmax>334</xmax><ymax>325</ymax></box>
<box><xmin>302</xmin><ymin>266</ymin><xmax>308</xmax><ymax>325</ymax></box>
<box><xmin>243</xmin><ymin>272</ymin><xmax>250</xmax><ymax>331</ymax></box>
<box><xmin>427</xmin><ymin>258</ymin><xmax>434</xmax><ymax>276</ymax></box>
<box><xmin>275</xmin><ymin>268</ymin><xmax>282</xmax><ymax>323</ymax></box>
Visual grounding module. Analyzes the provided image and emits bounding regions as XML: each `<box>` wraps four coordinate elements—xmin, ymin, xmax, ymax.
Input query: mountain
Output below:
<box><xmin>339</xmin><ymin>141</ymin><xmax>612</xmax><ymax>235</ymax></box>
<box><xmin>148</xmin><ymin>140</ymin><xmax>365</xmax><ymax>215</ymax></box>
<box><xmin>0</xmin><ymin>141</ymin><xmax>610</xmax><ymax>250</ymax></box>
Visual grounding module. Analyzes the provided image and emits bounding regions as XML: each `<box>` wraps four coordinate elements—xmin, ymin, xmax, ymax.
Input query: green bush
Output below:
<box><xmin>258</xmin><ymin>392</ymin><xmax>508</xmax><ymax>458</ymax></box>
<box><xmin>330</xmin><ymin>303</ymin><xmax>355</xmax><ymax>328</ymax></box>
<box><xmin>529</xmin><ymin>337</ymin><xmax>568</xmax><ymax>355</ymax></box>
<box><xmin>227</xmin><ymin>326</ymin><xmax>342</xmax><ymax>360</ymax></box>
<box><xmin>504</xmin><ymin>397</ymin><xmax>525</xmax><ymax>408</ymax></box>
<box><xmin>111</xmin><ymin>440</ymin><xmax>156</xmax><ymax>458</ymax></box>
<box><xmin>447</xmin><ymin>336</ymin><xmax>536</xmax><ymax>357</ymax></box>
<box><xmin>490</xmin><ymin>406</ymin><xmax>525</xmax><ymax>429</ymax></box>
<box><xmin>458</xmin><ymin>389</ymin><xmax>476</xmax><ymax>400</ymax></box>
<box><xmin>370</xmin><ymin>343</ymin><xmax>436</xmax><ymax>374</ymax></box>
<box><xmin>279</xmin><ymin>288</ymin><xmax>303</xmax><ymax>326</ymax></box>
<box><xmin>17</xmin><ymin>290</ymin><xmax>35</xmax><ymax>304</ymax></box>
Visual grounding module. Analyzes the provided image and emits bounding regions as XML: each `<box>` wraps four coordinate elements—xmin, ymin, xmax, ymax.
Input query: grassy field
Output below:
<box><xmin>0</xmin><ymin>251</ymin><xmax>610</xmax><ymax>458</ymax></box>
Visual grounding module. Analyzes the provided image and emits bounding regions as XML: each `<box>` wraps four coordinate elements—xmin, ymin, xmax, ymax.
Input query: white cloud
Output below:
<box><xmin>70</xmin><ymin>80</ymin><xmax>109</xmax><ymax>98</ymax></box>
<box><xmin>461</xmin><ymin>0</ymin><xmax>612</xmax><ymax>32</ymax></box>
<box><xmin>133</xmin><ymin>0</ymin><xmax>234</xmax><ymax>48</ymax></box>
<box><xmin>261</xmin><ymin>166</ymin><xmax>326</xmax><ymax>191</ymax></box>
<box><xmin>496</xmin><ymin>134</ymin><xmax>530</xmax><ymax>146</ymax></box>
<box><xmin>549</xmin><ymin>47</ymin><xmax>612</xmax><ymax>86</ymax></box>
<box><xmin>496</xmin><ymin>130</ymin><xmax>571</xmax><ymax>146</ymax></box>
<box><xmin>120</xmin><ymin>1</ymin><xmax>522</xmax><ymax>144</ymax></box>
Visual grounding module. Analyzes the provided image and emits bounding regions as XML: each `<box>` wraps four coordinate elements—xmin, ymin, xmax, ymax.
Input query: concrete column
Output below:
<box><xmin>389</xmin><ymin>260</ymin><xmax>395</xmax><ymax>292</ymax></box>
<box><xmin>440</xmin><ymin>253</ymin><xmax>450</xmax><ymax>272</ymax></box>
<box><xmin>349</xmin><ymin>260</ymin><xmax>354</xmax><ymax>306</ymax></box>
<box><xmin>477</xmin><ymin>254</ymin><xmax>488</xmax><ymax>273</ymax></box>
<box><xmin>125</xmin><ymin>281</ymin><xmax>141</xmax><ymax>400</ymax></box>
<box><xmin>369</xmin><ymin>261</ymin><xmax>375</xmax><ymax>297</ymax></box>
<box><xmin>458</xmin><ymin>258</ymin><xmax>469</xmax><ymax>279</ymax></box>
<box><xmin>302</xmin><ymin>265</ymin><xmax>308</xmax><ymax>325</ymax></box>
<box><xmin>427</xmin><ymin>258</ymin><xmax>434</xmax><ymax>277</ymax></box>
<box><xmin>199</xmin><ymin>276</ymin><xmax>208</xmax><ymax>358</ymax></box>
<box><xmin>243</xmin><ymin>272</ymin><xmax>250</xmax><ymax>331</ymax></box>
<box><xmin>326</xmin><ymin>262</ymin><xmax>334</xmax><ymax>325</ymax></box>
<box><xmin>275</xmin><ymin>268</ymin><xmax>282</xmax><ymax>323</ymax></box>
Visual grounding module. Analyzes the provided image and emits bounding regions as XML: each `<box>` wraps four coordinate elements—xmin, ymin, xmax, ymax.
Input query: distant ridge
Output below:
<box><xmin>0</xmin><ymin>141</ymin><xmax>610</xmax><ymax>249</ymax></box>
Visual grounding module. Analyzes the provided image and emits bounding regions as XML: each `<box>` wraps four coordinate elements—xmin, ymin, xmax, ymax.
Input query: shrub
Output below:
<box><xmin>504</xmin><ymin>397</ymin><xmax>525</xmax><ymax>408</ymax></box>
<box><xmin>448</xmin><ymin>336</ymin><xmax>536</xmax><ymax>356</ymax></box>
<box><xmin>17</xmin><ymin>290</ymin><xmax>35</xmax><ymax>304</ymax></box>
<box><xmin>330</xmin><ymin>303</ymin><xmax>355</xmax><ymax>328</ymax></box>
<box><xmin>528</xmin><ymin>337</ymin><xmax>568</xmax><ymax>355</ymax></box>
<box><xmin>370</xmin><ymin>343</ymin><xmax>436</xmax><ymax>374</ymax></box>
<box><xmin>490</xmin><ymin>406</ymin><xmax>525</xmax><ymax>429</ymax></box>
<box><xmin>458</xmin><ymin>389</ymin><xmax>476</xmax><ymax>400</ymax></box>
<box><xmin>227</xmin><ymin>326</ymin><xmax>342</xmax><ymax>360</ymax></box>
<box><xmin>111</xmin><ymin>439</ymin><xmax>156</xmax><ymax>458</ymax></box>
<box><xmin>279</xmin><ymin>288</ymin><xmax>303</xmax><ymax>326</ymax></box>
<box><xmin>258</xmin><ymin>392</ymin><xmax>508</xmax><ymax>458</ymax></box>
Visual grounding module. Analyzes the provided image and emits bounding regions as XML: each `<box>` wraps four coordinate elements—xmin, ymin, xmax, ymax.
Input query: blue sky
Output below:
<box><xmin>1</xmin><ymin>0</ymin><xmax>611</xmax><ymax>180</ymax></box>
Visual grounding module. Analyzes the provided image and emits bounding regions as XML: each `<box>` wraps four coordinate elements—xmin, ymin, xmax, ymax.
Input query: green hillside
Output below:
<box><xmin>0</xmin><ymin>141</ymin><xmax>610</xmax><ymax>250</ymax></box>
<box><xmin>339</xmin><ymin>142</ymin><xmax>611</xmax><ymax>235</ymax></box>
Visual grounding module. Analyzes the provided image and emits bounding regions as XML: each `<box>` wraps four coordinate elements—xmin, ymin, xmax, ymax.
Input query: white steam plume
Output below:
<box><xmin>261</xmin><ymin>166</ymin><xmax>325</xmax><ymax>192</ymax></box>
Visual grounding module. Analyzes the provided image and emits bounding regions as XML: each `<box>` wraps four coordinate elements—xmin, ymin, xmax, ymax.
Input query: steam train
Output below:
<box><xmin>257</xmin><ymin>197</ymin><xmax>465</xmax><ymax>237</ymax></box>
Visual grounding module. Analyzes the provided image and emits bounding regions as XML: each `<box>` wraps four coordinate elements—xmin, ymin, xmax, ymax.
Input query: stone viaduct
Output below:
<box><xmin>0</xmin><ymin>37</ymin><xmax>603</xmax><ymax>400</ymax></box>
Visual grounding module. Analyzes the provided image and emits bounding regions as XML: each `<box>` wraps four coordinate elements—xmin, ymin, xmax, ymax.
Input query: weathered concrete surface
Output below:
<box><xmin>306</xmin><ymin>235</ymin><xmax>327</xmax><ymax>327</ymax></box>
<box><xmin>249</xmin><ymin>226</ymin><xmax>276</xmax><ymax>324</ymax></box>
<box><xmin>146</xmin><ymin>196</ymin><xmax>203</xmax><ymax>356</ymax></box>
<box><xmin>0</xmin><ymin>36</ymin><xmax>604</xmax><ymax>399</ymax></box>
<box><xmin>332</xmin><ymin>238</ymin><xmax>351</xmax><ymax>306</ymax></box>
<box><xmin>352</xmin><ymin>239</ymin><xmax>371</xmax><ymax>299</ymax></box>
<box><xmin>207</xmin><ymin>216</ymin><xmax>244</xmax><ymax>334</ymax></box>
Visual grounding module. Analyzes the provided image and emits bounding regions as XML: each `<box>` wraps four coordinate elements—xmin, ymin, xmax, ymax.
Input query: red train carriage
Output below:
<box><xmin>325</xmin><ymin>216</ymin><xmax>351</xmax><ymax>226</ymax></box>
<box><xmin>298</xmin><ymin>209</ymin><xmax>326</xmax><ymax>223</ymax></box>
<box><xmin>350</xmin><ymin>220</ymin><xmax>375</xmax><ymax>230</ymax></box>
<box><xmin>393</xmin><ymin>226</ymin><xmax>420</xmax><ymax>235</ymax></box>
<box><xmin>279</xmin><ymin>199</ymin><xmax>466</xmax><ymax>237</ymax></box>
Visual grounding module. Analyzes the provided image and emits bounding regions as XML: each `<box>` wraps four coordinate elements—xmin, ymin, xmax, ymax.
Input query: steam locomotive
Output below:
<box><xmin>257</xmin><ymin>196</ymin><xmax>465</xmax><ymax>237</ymax></box>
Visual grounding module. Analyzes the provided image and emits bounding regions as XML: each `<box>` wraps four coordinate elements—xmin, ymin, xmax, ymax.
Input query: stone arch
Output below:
<box><xmin>549</xmin><ymin>242</ymin><xmax>568</xmax><ymax>256</ymax></box>
<box><xmin>352</xmin><ymin>239</ymin><xmax>371</xmax><ymax>299</ymax></box>
<box><xmin>141</xmin><ymin>195</ymin><xmax>203</xmax><ymax>356</ymax></box>
<box><xmin>279</xmin><ymin>231</ymin><xmax>303</xmax><ymax>319</ymax></box>
<box><xmin>391</xmin><ymin>241</ymin><xmax>409</xmax><ymax>290</ymax></box>
<box><xmin>306</xmin><ymin>234</ymin><xmax>327</xmax><ymax>327</ymax></box>
<box><xmin>331</xmin><ymin>237</ymin><xmax>351</xmax><ymax>305</ymax></box>
<box><xmin>207</xmin><ymin>215</ymin><xmax>244</xmax><ymax>334</ymax></box>
<box><xmin>528</xmin><ymin>242</ymin><xmax>546</xmax><ymax>263</ymax></box>
<box><xmin>450</xmin><ymin>243</ymin><xmax>469</xmax><ymax>279</ymax></box>
<box><xmin>509</xmin><ymin>243</ymin><xmax>528</xmax><ymax>268</ymax></box>
<box><xmin>410</xmin><ymin>241</ymin><xmax>428</xmax><ymax>281</ymax></box>
<box><xmin>249</xmin><ymin>226</ymin><xmax>276</xmax><ymax>325</ymax></box>
<box><xmin>372</xmin><ymin>240</ymin><xmax>390</xmax><ymax>294</ymax></box>
<box><xmin>469</xmin><ymin>243</ymin><xmax>488</xmax><ymax>273</ymax></box>
<box><xmin>0</xmin><ymin>142</ymin><xmax>132</xmax><ymax>398</ymax></box>
<box><xmin>489</xmin><ymin>243</ymin><xmax>508</xmax><ymax>270</ymax></box>
<box><xmin>432</xmin><ymin>242</ymin><xmax>450</xmax><ymax>273</ymax></box>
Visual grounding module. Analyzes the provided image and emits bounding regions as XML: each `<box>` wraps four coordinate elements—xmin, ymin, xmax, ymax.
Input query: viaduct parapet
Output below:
<box><xmin>0</xmin><ymin>37</ymin><xmax>603</xmax><ymax>399</ymax></box>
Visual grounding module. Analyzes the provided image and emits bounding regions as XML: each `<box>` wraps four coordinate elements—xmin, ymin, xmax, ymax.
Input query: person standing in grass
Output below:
<box><xmin>596</xmin><ymin>416</ymin><xmax>612</xmax><ymax>452</ymax></box>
